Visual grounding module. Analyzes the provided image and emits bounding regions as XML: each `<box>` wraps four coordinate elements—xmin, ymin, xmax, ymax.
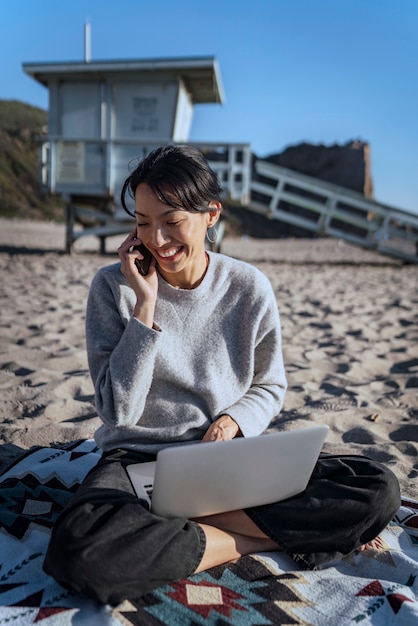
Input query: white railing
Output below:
<box><xmin>39</xmin><ymin>139</ymin><xmax>251</xmax><ymax>208</ymax></box>
<box><xmin>250</xmin><ymin>160</ymin><xmax>418</xmax><ymax>263</ymax></box>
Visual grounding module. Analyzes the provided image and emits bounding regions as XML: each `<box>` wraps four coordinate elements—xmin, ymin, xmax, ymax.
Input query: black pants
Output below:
<box><xmin>43</xmin><ymin>449</ymin><xmax>400</xmax><ymax>605</ymax></box>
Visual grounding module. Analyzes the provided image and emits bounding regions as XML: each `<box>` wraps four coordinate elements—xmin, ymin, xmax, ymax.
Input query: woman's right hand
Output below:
<box><xmin>118</xmin><ymin>228</ymin><xmax>158</xmax><ymax>327</ymax></box>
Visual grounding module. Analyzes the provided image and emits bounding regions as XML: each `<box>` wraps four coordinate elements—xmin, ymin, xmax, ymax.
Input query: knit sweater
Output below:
<box><xmin>86</xmin><ymin>252</ymin><xmax>287</xmax><ymax>453</ymax></box>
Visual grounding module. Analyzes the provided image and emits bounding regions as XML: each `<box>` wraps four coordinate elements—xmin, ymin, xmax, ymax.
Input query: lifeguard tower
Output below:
<box><xmin>23</xmin><ymin>54</ymin><xmax>251</xmax><ymax>252</ymax></box>
<box><xmin>24</xmin><ymin>49</ymin><xmax>417</xmax><ymax>261</ymax></box>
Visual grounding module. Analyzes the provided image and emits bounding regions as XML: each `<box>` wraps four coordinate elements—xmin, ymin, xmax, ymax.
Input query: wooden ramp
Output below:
<box><xmin>248</xmin><ymin>159</ymin><xmax>418</xmax><ymax>264</ymax></box>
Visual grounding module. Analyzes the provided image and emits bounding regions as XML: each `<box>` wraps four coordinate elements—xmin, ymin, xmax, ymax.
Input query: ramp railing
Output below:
<box><xmin>249</xmin><ymin>160</ymin><xmax>418</xmax><ymax>263</ymax></box>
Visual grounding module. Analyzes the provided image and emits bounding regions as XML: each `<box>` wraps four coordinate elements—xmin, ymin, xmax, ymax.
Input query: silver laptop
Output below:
<box><xmin>126</xmin><ymin>425</ymin><xmax>328</xmax><ymax>519</ymax></box>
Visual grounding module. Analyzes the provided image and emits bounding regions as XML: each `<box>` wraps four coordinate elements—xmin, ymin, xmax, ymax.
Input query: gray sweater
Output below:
<box><xmin>86</xmin><ymin>252</ymin><xmax>287</xmax><ymax>453</ymax></box>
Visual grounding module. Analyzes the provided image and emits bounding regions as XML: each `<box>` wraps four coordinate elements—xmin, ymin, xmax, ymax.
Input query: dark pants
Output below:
<box><xmin>43</xmin><ymin>449</ymin><xmax>400</xmax><ymax>605</ymax></box>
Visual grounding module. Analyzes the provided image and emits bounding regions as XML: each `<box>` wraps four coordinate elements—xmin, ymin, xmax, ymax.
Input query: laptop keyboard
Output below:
<box><xmin>144</xmin><ymin>483</ymin><xmax>153</xmax><ymax>498</ymax></box>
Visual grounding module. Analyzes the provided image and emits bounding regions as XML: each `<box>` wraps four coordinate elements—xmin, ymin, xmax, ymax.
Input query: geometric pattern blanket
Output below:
<box><xmin>0</xmin><ymin>440</ymin><xmax>417</xmax><ymax>626</ymax></box>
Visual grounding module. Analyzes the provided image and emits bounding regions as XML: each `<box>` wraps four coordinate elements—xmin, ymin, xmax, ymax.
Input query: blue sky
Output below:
<box><xmin>1</xmin><ymin>0</ymin><xmax>417</xmax><ymax>214</ymax></box>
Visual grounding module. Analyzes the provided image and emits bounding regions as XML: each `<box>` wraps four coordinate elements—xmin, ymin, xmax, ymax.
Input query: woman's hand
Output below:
<box><xmin>201</xmin><ymin>414</ymin><xmax>242</xmax><ymax>443</ymax></box>
<box><xmin>118</xmin><ymin>228</ymin><xmax>158</xmax><ymax>327</ymax></box>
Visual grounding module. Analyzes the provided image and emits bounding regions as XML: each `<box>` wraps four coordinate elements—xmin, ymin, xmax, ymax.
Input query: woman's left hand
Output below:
<box><xmin>201</xmin><ymin>414</ymin><xmax>242</xmax><ymax>443</ymax></box>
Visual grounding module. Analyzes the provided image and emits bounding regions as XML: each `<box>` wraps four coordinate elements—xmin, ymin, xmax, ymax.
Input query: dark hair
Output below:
<box><xmin>120</xmin><ymin>145</ymin><xmax>223</xmax><ymax>217</ymax></box>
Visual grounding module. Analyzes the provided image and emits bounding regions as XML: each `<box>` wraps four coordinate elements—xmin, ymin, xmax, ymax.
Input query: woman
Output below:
<box><xmin>43</xmin><ymin>145</ymin><xmax>400</xmax><ymax>606</ymax></box>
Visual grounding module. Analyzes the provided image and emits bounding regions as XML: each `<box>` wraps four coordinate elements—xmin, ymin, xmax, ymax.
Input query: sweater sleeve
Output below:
<box><xmin>220</xmin><ymin>279</ymin><xmax>287</xmax><ymax>437</ymax></box>
<box><xmin>85</xmin><ymin>269</ymin><xmax>160</xmax><ymax>428</ymax></box>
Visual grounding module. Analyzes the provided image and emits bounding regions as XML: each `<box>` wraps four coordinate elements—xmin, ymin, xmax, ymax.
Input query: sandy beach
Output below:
<box><xmin>0</xmin><ymin>218</ymin><xmax>416</xmax><ymax>498</ymax></box>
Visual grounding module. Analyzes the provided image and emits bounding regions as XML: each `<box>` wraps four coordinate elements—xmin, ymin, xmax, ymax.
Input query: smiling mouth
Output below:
<box><xmin>156</xmin><ymin>246</ymin><xmax>183</xmax><ymax>259</ymax></box>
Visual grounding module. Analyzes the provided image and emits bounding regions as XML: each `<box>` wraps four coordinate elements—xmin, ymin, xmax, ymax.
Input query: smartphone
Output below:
<box><xmin>133</xmin><ymin>244</ymin><xmax>153</xmax><ymax>276</ymax></box>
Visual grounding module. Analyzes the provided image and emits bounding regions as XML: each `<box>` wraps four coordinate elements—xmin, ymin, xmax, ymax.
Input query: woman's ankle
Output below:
<box><xmin>193</xmin><ymin>523</ymin><xmax>280</xmax><ymax>574</ymax></box>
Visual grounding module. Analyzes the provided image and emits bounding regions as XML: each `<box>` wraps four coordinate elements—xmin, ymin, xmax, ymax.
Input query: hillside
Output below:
<box><xmin>0</xmin><ymin>100</ymin><xmax>63</xmax><ymax>220</ymax></box>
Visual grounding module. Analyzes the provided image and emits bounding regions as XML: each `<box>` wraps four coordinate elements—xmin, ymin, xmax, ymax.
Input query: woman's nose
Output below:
<box><xmin>150</xmin><ymin>228</ymin><xmax>170</xmax><ymax>247</ymax></box>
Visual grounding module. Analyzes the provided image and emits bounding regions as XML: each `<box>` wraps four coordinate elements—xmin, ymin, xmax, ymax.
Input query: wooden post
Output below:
<box><xmin>65</xmin><ymin>201</ymin><xmax>74</xmax><ymax>254</ymax></box>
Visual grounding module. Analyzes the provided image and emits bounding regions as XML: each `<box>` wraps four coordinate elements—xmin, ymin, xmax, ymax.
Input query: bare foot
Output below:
<box><xmin>357</xmin><ymin>536</ymin><xmax>384</xmax><ymax>552</ymax></box>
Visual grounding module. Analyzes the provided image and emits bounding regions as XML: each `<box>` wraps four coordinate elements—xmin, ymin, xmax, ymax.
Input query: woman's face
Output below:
<box><xmin>134</xmin><ymin>183</ymin><xmax>219</xmax><ymax>288</ymax></box>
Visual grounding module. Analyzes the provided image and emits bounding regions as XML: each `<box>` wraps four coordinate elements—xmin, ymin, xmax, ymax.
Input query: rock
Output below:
<box><xmin>264</xmin><ymin>140</ymin><xmax>373</xmax><ymax>198</ymax></box>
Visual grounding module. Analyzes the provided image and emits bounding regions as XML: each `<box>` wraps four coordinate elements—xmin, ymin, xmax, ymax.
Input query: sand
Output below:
<box><xmin>0</xmin><ymin>218</ymin><xmax>417</xmax><ymax>498</ymax></box>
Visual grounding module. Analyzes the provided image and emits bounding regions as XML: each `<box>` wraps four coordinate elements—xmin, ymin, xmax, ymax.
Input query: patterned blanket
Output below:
<box><xmin>0</xmin><ymin>439</ymin><xmax>417</xmax><ymax>625</ymax></box>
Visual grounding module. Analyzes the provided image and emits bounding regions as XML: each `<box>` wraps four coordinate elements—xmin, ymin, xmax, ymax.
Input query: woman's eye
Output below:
<box><xmin>167</xmin><ymin>220</ymin><xmax>181</xmax><ymax>226</ymax></box>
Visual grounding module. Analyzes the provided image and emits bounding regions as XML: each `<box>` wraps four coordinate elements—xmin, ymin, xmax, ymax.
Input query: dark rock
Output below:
<box><xmin>264</xmin><ymin>140</ymin><xmax>373</xmax><ymax>197</ymax></box>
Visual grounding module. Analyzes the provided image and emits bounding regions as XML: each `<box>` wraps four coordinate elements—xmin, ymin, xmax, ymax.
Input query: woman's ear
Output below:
<box><xmin>207</xmin><ymin>202</ymin><xmax>222</xmax><ymax>227</ymax></box>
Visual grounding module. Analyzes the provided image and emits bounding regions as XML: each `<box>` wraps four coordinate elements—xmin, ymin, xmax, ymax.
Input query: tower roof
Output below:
<box><xmin>23</xmin><ymin>56</ymin><xmax>224</xmax><ymax>104</ymax></box>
